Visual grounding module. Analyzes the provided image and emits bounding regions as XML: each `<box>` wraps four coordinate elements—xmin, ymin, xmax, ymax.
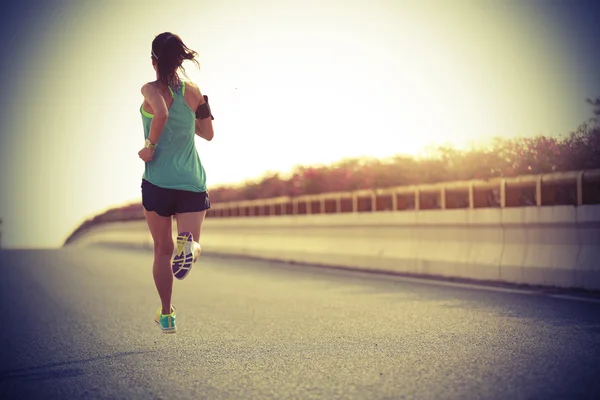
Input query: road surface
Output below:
<box><xmin>1</xmin><ymin>246</ymin><xmax>599</xmax><ymax>399</ymax></box>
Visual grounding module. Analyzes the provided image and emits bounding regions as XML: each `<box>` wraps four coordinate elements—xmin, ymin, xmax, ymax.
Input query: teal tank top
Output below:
<box><xmin>140</xmin><ymin>81</ymin><xmax>207</xmax><ymax>193</ymax></box>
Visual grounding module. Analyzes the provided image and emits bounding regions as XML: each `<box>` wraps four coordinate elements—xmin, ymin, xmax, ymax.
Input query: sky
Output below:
<box><xmin>0</xmin><ymin>0</ymin><xmax>599</xmax><ymax>248</ymax></box>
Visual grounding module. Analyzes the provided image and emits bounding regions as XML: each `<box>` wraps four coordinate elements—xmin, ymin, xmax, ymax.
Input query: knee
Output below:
<box><xmin>154</xmin><ymin>239</ymin><xmax>174</xmax><ymax>256</ymax></box>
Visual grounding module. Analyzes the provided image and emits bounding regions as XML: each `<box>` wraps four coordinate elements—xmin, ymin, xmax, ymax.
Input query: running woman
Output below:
<box><xmin>138</xmin><ymin>32</ymin><xmax>214</xmax><ymax>334</ymax></box>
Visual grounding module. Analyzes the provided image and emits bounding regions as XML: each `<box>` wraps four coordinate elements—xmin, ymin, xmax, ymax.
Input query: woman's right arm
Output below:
<box><xmin>189</xmin><ymin>82</ymin><xmax>214</xmax><ymax>141</ymax></box>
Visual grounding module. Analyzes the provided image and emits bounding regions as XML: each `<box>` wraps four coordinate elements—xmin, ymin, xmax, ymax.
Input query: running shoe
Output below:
<box><xmin>172</xmin><ymin>232</ymin><xmax>201</xmax><ymax>279</ymax></box>
<box><xmin>154</xmin><ymin>305</ymin><xmax>177</xmax><ymax>334</ymax></box>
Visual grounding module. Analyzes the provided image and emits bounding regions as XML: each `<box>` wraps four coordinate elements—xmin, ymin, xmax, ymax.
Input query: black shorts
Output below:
<box><xmin>141</xmin><ymin>179</ymin><xmax>211</xmax><ymax>217</ymax></box>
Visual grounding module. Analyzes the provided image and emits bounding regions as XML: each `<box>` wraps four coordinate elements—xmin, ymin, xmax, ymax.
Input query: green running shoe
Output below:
<box><xmin>154</xmin><ymin>305</ymin><xmax>177</xmax><ymax>334</ymax></box>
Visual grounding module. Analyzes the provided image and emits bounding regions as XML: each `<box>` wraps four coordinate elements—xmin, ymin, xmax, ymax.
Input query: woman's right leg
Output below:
<box><xmin>144</xmin><ymin>209</ymin><xmax>174</xmax><ymax>314</ymax></box>
<box><xmin>171</xmin><ymin>189</ymin><xmax>210</xmax><ymax>279</ymax></box>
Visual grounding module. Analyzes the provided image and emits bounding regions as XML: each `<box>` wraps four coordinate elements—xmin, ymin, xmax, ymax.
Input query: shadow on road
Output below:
<box><xmin>0</xmin><ymin>350</ymin><xmax>153</xmax><ymax>382</ymax></box>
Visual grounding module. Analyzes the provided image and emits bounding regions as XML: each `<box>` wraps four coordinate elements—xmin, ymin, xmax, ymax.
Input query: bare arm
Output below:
<box><xmin>141</xmin><ymin>83</ymin><xmax>169</xmax><ymax>145</ymax></box>
<box><xmin>189</xmin><ymin>83</ymin><xmax>214</xmax><ymax>141</ymax></box>
<box><xmin>195</xmin><ymin>110</ymin><xmax>214</xmax><ymax>141</ymax></box>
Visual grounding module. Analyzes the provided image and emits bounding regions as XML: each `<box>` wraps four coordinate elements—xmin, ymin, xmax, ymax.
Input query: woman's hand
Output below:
<box><xmin>138</xmin><ymin>147</ymin><xmax>154</xmax><ymax>162</ymax></box>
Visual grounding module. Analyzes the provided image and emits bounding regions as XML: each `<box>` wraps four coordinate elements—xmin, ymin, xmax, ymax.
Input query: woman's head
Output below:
<box><xmin>151</xmin><ymin>32</ymin><xmax>199</xmax><ymax>86</ymax></box>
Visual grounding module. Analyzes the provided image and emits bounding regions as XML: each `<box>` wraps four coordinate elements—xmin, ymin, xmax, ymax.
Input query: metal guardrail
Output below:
<box><xmin>206</xmin><ymin>169</ymin><xmax>600</xmax><ymax>218</ymax></box>
<box><xmin>63</xmin><ymin>168</ymin><xmax>600</xmax><ymax>245</ymax></box>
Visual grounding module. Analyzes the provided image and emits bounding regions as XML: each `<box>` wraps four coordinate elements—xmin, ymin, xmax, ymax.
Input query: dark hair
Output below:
<box><xmin>151</xmin><ymin>32</ymin><xmax>199</xmax><ymax>87</ymax></box>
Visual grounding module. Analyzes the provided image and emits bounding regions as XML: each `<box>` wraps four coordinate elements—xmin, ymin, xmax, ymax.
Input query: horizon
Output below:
<box><xmin>1</xmin><ymin>0</ymin><xmax>600</xmax><ymax>248</ymax></box>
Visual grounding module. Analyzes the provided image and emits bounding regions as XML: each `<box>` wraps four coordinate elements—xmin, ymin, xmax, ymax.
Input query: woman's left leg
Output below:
<box><xmin>144</xmin><ymin>209</ymin><xmax>175</xmax><ymax>315</ymax></box>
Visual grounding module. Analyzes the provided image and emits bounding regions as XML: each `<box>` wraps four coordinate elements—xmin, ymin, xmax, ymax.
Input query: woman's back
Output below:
<box><xmin>141</xmin><ymin>81</ymin><xmax>207</xmax><ymax>193</ymax></box>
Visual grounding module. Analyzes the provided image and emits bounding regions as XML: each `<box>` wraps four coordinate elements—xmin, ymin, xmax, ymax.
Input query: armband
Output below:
<box><xmin>195</xmin><ymin>95</ymin><xmax>214</xmax><ymax>120</ymax></box>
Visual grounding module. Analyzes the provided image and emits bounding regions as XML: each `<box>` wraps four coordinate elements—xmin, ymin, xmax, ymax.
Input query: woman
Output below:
<box><xmin>138</xmin><ymin>32</ymin><xmax>214</xmax><ymax>334</ymax></box>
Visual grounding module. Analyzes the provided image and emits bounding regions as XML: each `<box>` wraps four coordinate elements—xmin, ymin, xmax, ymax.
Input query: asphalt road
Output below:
<box><xmin>1</xmin><ymin>246</ymin><xmax>599</xmax><ymax>400</ymax></box>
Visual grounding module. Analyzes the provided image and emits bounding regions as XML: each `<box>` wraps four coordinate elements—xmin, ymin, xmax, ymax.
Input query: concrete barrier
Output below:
<box><xmin>575</xmin><ymin>206</ymin><xmax>600</xmax><ymax>290</ymax></box>
<box><xmin>68</xmin><ymin>220</ymin><xmax>153</xmax><ymax>249</ymax></box>
<box><xmin>67</xmin><ymin>205</ymin><xmax>600</xmax><ymax>291</ymax></box>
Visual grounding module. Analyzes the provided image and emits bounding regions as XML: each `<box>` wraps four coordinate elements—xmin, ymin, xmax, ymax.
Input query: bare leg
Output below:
<box><xmin>175</xmin><ymin>210</ymin><xmax>207</xmax><ymax>259</ymax></box>
<box><xmin>175</xmin><ymin>210</ymin><xmax>206</xmax><ymax>242</ymax></box>
<box><xmin>144</xmin><ymin>209</ymin><xmax>174</xmax><ymax>314</ymax></box>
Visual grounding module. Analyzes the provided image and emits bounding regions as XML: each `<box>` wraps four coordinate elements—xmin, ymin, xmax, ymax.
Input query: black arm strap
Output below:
<box><xmin>195</xmin><ymin>95</ymin><xmax>214</xmax><ymax>120</ymax></box>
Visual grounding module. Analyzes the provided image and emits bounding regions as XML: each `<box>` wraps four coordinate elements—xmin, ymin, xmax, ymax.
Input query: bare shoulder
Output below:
<box><xmin>185</xmin><ymin>80</ymin><xmax>204</xmax><ymax>97</ymax></box>
<box><xmin>141</xmin><ymin>81</ymin><xmax>159</xmax><ymax>96</ymax></box>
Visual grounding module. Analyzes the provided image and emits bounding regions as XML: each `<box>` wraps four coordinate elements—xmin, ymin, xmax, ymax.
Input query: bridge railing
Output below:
<box><xmin>206</xmin><ymin>169</ymin><xmax>600</xmax><ymax>218</ymax></box>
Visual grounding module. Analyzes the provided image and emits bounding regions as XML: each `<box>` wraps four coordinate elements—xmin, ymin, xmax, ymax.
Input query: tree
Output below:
<box><xmin>587</xmin><ymin>97</ymin><xmax>600</xmax><ymax>126</ymax></box>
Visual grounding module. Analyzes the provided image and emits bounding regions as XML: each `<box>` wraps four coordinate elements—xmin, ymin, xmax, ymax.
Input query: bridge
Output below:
<box><xmin>2</xmin><ymin>169</ymin><xmax>600</xmax><ymax>399</ymax></box>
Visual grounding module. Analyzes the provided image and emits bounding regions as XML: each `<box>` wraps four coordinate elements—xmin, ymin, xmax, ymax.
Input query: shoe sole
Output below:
<box><xmin>172</xmin><ymin>232</ymin><xmax>193</xmax><ymax>280</ymax></box>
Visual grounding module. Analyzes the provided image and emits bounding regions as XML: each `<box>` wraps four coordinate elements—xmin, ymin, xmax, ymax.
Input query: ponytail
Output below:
<box><xmin>151</xmin><ymin>32</ymin><xmax>199</xmax><ymax>87</ymax></box>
